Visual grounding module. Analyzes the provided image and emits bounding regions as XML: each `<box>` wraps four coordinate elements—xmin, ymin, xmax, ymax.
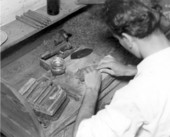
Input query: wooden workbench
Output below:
<box><xmin>1</xmin><ymin>6</ymin><xmax>136</xmax><ymax>137</ymax></box>
<box><xmin>1</xmin><ymin>44</ymin><xmax>129</xmax><ymax>137</ymax></box>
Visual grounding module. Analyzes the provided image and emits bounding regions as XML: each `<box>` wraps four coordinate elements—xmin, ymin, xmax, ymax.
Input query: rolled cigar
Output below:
<box><xmin>28</xmin><ymin>10</ymin><xmax>51</xmax><ymax>23</ymax></box>
<box><xmin>23</xmin><ymin>13</ymin><xmax>48</xmax><ymax>26</ymax></box>
<box><xmin>21</xmin><ymin>15</ymin><xmax>44</xmax><ymax>28</ymax></box>
<box><xmin>16</xmin><ymin>15</ymin><xmax>39</xmax><ymax>29</ymax></box>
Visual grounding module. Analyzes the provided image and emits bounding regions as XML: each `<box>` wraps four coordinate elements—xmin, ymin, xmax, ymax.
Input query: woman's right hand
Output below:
<box><xmin>97</xmin><ymin>55</ymin><xmax>137</xmax><ymax>77</ymax></box>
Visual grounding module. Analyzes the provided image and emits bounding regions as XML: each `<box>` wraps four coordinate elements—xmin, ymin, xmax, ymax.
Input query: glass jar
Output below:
<box><xmin>50</xmin><ymin>56</ymin><xmax>66</xmax><ymax>75</ymax></box>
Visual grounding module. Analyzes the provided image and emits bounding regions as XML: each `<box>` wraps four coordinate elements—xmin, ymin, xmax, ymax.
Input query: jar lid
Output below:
<box><xmin>51</xmin><ymin>57</ymin><xmax>65</xmax><ymax>68</ymax></box>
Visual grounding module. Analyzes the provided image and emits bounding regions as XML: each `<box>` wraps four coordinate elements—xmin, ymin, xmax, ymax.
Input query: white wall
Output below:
<box><xmin>0</xmin><ymin>0</ymin><xmax>46</xmax><ymax>26</ymax></box>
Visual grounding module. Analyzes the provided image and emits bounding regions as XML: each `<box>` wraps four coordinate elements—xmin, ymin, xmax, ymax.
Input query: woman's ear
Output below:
<box><xmin>122</xmin><ymin>33</ymin><xmax>142</xmax><ymax>58</ymax></box>
<box><xmin>122</xmin><ymin>33</ymin><xmax>134</xmax><ymax>49</ymax></box>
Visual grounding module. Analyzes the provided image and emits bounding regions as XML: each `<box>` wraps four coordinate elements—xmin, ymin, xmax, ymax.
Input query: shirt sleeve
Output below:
<box><xmin>76</xmin><ymin>81</ymin><xmax>146</xmax><ymax>137</ymax></box>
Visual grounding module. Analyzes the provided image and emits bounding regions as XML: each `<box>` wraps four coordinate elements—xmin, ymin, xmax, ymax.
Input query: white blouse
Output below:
<box><xmin>77</xmin><ymin>47</ymin><xmax>170</xmax><ymax>137</ymax></box>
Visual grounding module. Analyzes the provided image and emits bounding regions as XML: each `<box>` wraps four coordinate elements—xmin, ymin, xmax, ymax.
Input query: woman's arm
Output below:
<box><xmin>73</xmin><ymin>67</ymin><xmax>101</xmax><ymax>137</ymax></box>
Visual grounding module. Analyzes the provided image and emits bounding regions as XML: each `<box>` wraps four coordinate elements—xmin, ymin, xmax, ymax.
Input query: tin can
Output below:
<box><xmin>50</xmin><ymin>57</ymin><xmax>66</xmax><ymax>75</ymax></box>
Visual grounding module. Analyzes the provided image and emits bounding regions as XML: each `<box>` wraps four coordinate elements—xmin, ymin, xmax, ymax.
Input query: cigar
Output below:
<box><xmin>24</xmin><ymin>12</ymin><xmax>48</xmax><ymax>26</ymax></box>
<box><xmin>28</xmin><ymin>10</ymin><xmax>51</xmax><ymax>23</ymax></box>
<box><xmin>21</xmin><ymin>15</ymin><xmax>44</xmax><ymax>28</ymax></box>
<box><xmin>16</xmin><ymin>15</ymin><xmax>39</xmax><ymax>29</ymax></box>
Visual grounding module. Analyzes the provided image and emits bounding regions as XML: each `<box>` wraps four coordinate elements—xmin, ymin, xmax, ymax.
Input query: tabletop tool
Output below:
<box><xmin>71</xmin><ymin>48</ymin><xmax>93</xmax><ymax>59</ymax></box>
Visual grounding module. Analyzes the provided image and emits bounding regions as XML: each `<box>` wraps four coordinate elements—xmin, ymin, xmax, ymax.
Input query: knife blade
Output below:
<box><xmin>71</xmin><ymin>48</ymin><xmax>93</xmax><ymax>59</ymax></box>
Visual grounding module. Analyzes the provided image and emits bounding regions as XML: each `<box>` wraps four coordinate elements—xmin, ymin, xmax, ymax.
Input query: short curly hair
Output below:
<box><xmin>102</xmin><ymin>0</ymin><xmax>161</xmax><ymax>38</ymax></box>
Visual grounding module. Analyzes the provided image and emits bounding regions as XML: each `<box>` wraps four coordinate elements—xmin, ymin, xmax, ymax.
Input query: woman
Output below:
<box><xmin>73</xmin><ymin>0</ymin><xmax>170</xmax><ymax>137</ymax></box>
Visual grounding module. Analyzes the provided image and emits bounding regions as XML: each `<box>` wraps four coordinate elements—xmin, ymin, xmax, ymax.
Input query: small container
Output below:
<box><xmin>47</xmin><ymin>0</ymin><xmax>60</xmax><ymax>15</ymax></box>
<box><xmin>50</xmin><ymin>57</ymin><xmax>66</xmax><ymax>75</ymax></box>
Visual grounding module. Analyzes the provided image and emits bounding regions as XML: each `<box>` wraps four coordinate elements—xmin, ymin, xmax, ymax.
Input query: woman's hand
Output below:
<box><xmin>97</xmin><ymin>55</ymin><xmax>137</xmax><ymax>76</ymax></box>
<box><xmin>83</xmin><ymin>66</ymin><xmax>102</xmax><ymax>93</ymax></box>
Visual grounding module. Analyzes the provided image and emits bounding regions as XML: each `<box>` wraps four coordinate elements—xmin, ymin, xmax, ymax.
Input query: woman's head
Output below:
<box><xmin>103</xmin><ymin>0</ymin><xmax>161</xmax><ymax>38</ymax></box>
